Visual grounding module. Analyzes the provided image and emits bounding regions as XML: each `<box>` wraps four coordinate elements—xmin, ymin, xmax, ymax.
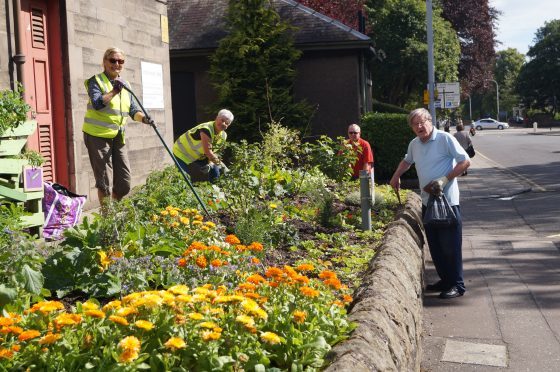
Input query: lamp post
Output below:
<box><xmin>426</xmin><ymin>0</ymin><xmax>436</xmax><ymax>126</ymax></box>
<box><xmin>486</xmin><ymin>79</ymin><xmax>499</xmax><ymax>121</ymax></box>
<box><xmin>466</xmin><ymin>93</ymin><xmax>472</xmax><ymax>121</ymax></box>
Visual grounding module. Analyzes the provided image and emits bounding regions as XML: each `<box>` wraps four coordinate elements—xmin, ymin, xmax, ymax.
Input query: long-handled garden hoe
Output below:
<box><xmin>123</xmin><ymin>85</ymin><xmax>210</xmax><ymax>218</ymax></box>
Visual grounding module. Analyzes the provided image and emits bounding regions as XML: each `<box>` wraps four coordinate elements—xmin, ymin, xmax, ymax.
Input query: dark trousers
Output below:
<box><xmin>422</xmin><ymin>205</ymin><xmax>465</xmax><ymax>293</ymax></box>
<box><xmin>176</xmin><ymin>158</ymin><xmax>220</xmax><ymax>183</ymax></box>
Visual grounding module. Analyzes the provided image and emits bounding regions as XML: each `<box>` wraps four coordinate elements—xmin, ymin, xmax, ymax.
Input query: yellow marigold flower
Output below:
<box><xmin>213</xmin><ymin>327</ymin><xmax>223</xmax><ymax>333</ymax></box>
<box><xmin>319</xmin><ymin>270</ymin><xmax>337</xmax><ymax>280</ymax></box>
<box><xmin>248</xmin><ymin>242</ymin><xmax>263</xmax><ymax>252</ymax></box>
<box><xmin>201</xmin><ymin>226</ymin><xmax>210</xmax><ymax>231</ymax></box>
<box><xmin>254</xmin><ymin>308</ymin><xmax>268</xmax><ymax>320</ymax></box>
<box><xmin>225</xmin><ymin>234</ymin><xmax>241</xmax><ymax>245</ymax></box>
<box><xmin>188</xmin><ymin>312</ymin><xmax>204</xmax><ymax>320</ymax></box>
<box><xmin>296</xmin><ymin>263</ymin><xmax>315</xmax><ymax>272</ymax></box>
<box><xmin>235</xmin><ymin>315</ymin><xmax>255</xmax><ymax>327</ymax></box>
<box><xmin>54</xmin><ymin>313</ymin><xmax>82</xmax><ymax>329</ymax></box>
<box><xmin>115</xmin><ymin>306</ymin><xmax>138</xmax><ymax>317</ymax></box>
<box><xmin>119</xmin><ymin>350</ymin><xmax>140</xmax><ymax>363</ymax></box>
<box><xmin>150</xmin><ymin>214</ymin><xmax>159</xmax><ymax>222</ymax></box>
<box><xmin>164</xmin><ymin>337</ymin><xmax>186</xmax><ymax>351</ymax></box>
<box><xmin>260</xmin><ymin>332</ymin><xmax>281</xmax><ymax>345</ymax></box>
<box><xmin>29</xmin><ymin>301</ymin><xmax>65</xmax><ymax>315</ymax></box>
<box><xmin>195</xmin><ymin>255</ymin><xmax>208</xmax><ymax>268</ymax></box>
<box><xmin>135</xmin><ymin>320</ymin><xmax>154</xmax><ymax>331</ymax></box>
<box><xmin>293</xmin><ymin>310</ymin><xmax>307</xmax><ymax>324</ymax></box>
<box><xmin>194</xmin><ymin>214</ymin><xmax>204</xmax><ymax>221</ymax></box>
<box><xmin>180</xmin><ymin>217</ymin><xmax>189</xmax><ymax>225</ymax></box>
<box><xmin>170</xmin><ymin>222</ymin><xmax>180</xmax><ymax>228</ymax></box>
<box><xmin>246</xmin><ymin>274</ymin><xmax>266</xmax><ymax>284</ymax></box>
<box><xmin>204</xmin><ymin>221</ymin><xmax>216</xmax><ymax>228</ymax></box>
<box><xmin>109</xmin><ymin>315</ymin><xmax>129</xmax><ymax>326</ymax></box>
<box><xmin>98</xmin><ymin>251</ymin><xmax>112</xmax><ymax>270</ymax></box>
<box><xmin>0</xmin><ymin>318</ymin><xmax>14</xmax><ymax>327</ymax></box>
<box><xmin>168</xmin><ymin>284</ymin><xmax>190</xmax><ymax>295</ymax></box>
<box><xmin>199</xmin><ymin>321</ymin><xmax>219</xmax><ymax>329</ymax></box>
<box><xmin>192</xmin><ymin>294</ymin><xmax>208</xmax><ymax>303</ymax></box>
<box><xmin>299</xmin><ymin>286</ymin><xmax>320</xmax><ymax>298</ymax></box>
<box><xmin>176</xmin><ymin>294</ymin><xmax>194</xmax><ymax>303</ymax></box>
<box><xmin>169</xmin><ymin>209</ymin><xmax>179</xmax><ymax>217</ymax></box>
<box><xmin>103</xmin><ymin>300</ymin><xmax>122</xmax><ymax>312</ymax></box>
<box><xmin>0</xmin><ymin>348</ymin><xmax>14</xmax><ymax>359</ymax></box>
<box><xmin>118</xmin><ymin>336</ymin><xmax>141</xmax><ymax>353</ymax></box>
<box><xmin>81</xmin><ymin>301</ymin><xmax>99</xmax><ymax>311</ymax></box>
<box><xmin>39</xmin><ymin>332</ymin><xmax>62</xmax><ymax>345</ymax></box>
<box><xmin>202</xmin><ymin>330</ymin><xmax>221</xmax><ymax>341</ymax></box>
<box><xmin>192</xmin><ymin>220</ymin><xmax>203</xmax><ymax>226</ymax></box>
<box><xmin>18</xmin><ymin>330</ymin><xmax>41</xmax><ymax>342</ymax></box>
<box><xmin>85</xmin><ymin>310</ymin><xmax>105</xmax><ymax>319</ymax></box>
<box><xmin>269</xmin><ymin>203</ymin><xmax>278</xmax><ymax>209</ymax></box>
<box><xmin>160</xmin><ymin>210</ymin><xmax>169</xmax><ymax>216</ymax></box>
<box><xmin>165</xmin><ymin>205</ymin><xmax>175</xmax><ymax>211</ymax></box>
<box><xmin>122</xmin><ymin>292</ymin><xmax>142</xmax><ymax>303</ymax></box>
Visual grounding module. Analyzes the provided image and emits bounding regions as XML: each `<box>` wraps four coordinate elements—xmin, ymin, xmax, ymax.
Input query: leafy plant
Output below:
<box><xmin>0</xmin><ymin>83</ymin><xmax>30</xmax><ymax>135</ymax></box>
<box><xmin>302</xmin><ymin>135</ymin><xmax>355</xmax><ymax>182</ymax></box>
<box><xmin>19</xmin><ymin>150</ymin><xmax>45</xmax><ymax>167</ymax></box>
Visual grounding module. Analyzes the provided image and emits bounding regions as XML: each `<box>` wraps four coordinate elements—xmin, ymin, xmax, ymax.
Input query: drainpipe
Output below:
<box><xmin>12</xmin><ymin>0</ymin><xmax>26</xmax><ymax>88</ymax></box>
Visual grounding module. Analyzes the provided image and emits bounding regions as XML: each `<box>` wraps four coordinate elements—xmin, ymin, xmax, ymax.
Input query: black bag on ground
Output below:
<box><xmin>423</xmin><ymin>194</ymin><xmax>458</xmax><ymax>227</ymax></box>
<box><xmin>466</xmin><ymin>144</ymin><xmax>475</xmax><ymax>158</ymax></box>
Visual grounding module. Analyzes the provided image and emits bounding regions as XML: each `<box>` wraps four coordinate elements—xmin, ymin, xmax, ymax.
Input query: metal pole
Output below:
<box><xmin>360</xmin><ymin>170</ymin><xmax>371</xmax><ymax>231</ymax></box>
<box><xmin>467</xmin><ymin>94</ymin><xmax>472</xmax><ymax>121</ymax></box>
<box><xmin>122</xmin><ymin>86</ymin><xmax>211</xmax><ymax>218</ymax></box>
<box><xmin>426</xmin><ymin>0</ymin><xmax>437</xmax><ymax>126</ymax></box>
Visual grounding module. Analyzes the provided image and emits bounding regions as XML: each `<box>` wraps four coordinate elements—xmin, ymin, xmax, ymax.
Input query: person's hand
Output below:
<box><xmin>142</xmin><ymin>116</ymin><xmax>156</xmax><ymax>127</ymax></box>
<box><xmin>389</xmin><ymin>175</ymin><xmax>400</xmax><ymax>193</ymax></box>
<box><xmin>112</xmin><ymin>78</ymin><xmax>125</xmax><ymax>93</ymax></box>
<box><xmin>423</xmin><ymin>176</ymin><xmax>448</xmax><ymax>196</ymax></box>
<box><xmin>219</xmin><ymin>163</ymin><xmax>230</xmax><ymax>174</ymax></box>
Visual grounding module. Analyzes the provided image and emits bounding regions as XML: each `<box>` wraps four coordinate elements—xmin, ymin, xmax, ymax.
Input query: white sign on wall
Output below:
<box><xmin>141</xmin><ymin>61</ymin><xmax>164</xmax><ymax>109</ymax></box>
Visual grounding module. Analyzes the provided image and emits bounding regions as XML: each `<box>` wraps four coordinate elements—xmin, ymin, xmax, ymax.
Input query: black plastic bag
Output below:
<box><xmin>466</xmin><ymin>144</ymin><xmax>475</xmax><ymax>158</ymax></box>
<box><xmin>423</xmin><ymin>194</ymin><xmax>458</xmax><ymax>227</ymax></box>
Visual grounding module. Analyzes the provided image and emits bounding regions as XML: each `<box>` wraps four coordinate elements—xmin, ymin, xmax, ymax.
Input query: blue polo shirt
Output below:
<box><xmin>403</xmin><ymin>129</ymin><xmax>469</xmax><ymax>206</ymax></box>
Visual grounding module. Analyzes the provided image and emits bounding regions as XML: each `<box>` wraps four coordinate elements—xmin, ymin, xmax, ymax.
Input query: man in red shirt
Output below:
<box><xmin>347</xmin><ymin>124</ymin><xmax>374</xmax><ymax>179</ymax></box>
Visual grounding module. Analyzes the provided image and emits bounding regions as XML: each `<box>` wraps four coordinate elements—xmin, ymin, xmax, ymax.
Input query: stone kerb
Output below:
<box><xmin>325</xmin><ymin>193</ymin><xmax>425</xmax><ymax>371</ymax></box>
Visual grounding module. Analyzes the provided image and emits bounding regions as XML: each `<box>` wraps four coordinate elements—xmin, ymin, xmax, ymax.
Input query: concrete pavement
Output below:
<box><xmin>421</xmin><ymin>150</ymin><xmax>560</xmax><ymax>371</ymax></box>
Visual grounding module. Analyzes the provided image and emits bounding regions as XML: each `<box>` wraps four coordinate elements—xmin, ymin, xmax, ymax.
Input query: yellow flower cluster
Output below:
<box><xmin>152</xmin><ymin>207</ymin><xmax>216</xmax><ymax>232</ymax></box>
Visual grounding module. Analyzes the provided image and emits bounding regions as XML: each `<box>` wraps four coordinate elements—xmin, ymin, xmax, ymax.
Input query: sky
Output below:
<box><xmin>490</xmin><ymin>0</ymin><xmax>560</xmax><ymax>55</ymax></box>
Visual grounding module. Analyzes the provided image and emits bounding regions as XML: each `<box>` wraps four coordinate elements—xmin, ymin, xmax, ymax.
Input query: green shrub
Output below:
<box><xmin>360</xmin><ymin>112</ymin><xmax>417</xmax><ymax>181</ymax></box>
<box><xmin>372</xmin><ymin>100</ymin><xmax>409</xmax><ymax>114</ymax></box>
<box><xmin>0</xmin><ymin>83</ymin><xmax>30</xmax><ymax>135</ymax></box>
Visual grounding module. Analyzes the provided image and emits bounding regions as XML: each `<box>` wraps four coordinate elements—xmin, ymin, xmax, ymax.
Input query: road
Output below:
<box><xmin>468</xmin><ymin>127</ymin><xmax>560</xmax><ymax>238</ymax></box>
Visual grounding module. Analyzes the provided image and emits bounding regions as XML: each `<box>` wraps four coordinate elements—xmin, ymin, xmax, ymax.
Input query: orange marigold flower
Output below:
<box><xmin>244</xmin><ymin>292</ymin><xmax>261</xmax><ymax>300</ymax></box>
<box><xmin>248</xmin><ymin>242</ymin><xmax>263</xmax><ymax>252</ymax></box>
<box><xmin>29</xmin><ymin>301</ymin><xmax>65</xmax><ymax>315</ymax></box>
<box><xmin>109</xmin><ymin>315</ymin><xmax>129</xmax><ymax>326</ymax></box>
<box><xmin>195</xmin><ymin>255</ymin><xmax>208</xmax><ymax>268</ymax></box>
<box><xmin>1</xmin><ymin>326</ymin><xmax>23</xmax><ymax>335</ymax></box>
<box><xmin>39</xmin><ymin>332</ymin><xmax>62</xmax><ymax>345</ymax></box>
<box><xmin>210</xmin><ymin>259</ymin><xmax>222</xmax><ymax>267</ymax></box>
<box><xmin>333</xmin><ymin>300</ymin><xmax>345</xmax><ymax>307</ymax></box>
<box><xmin>0</xmin><ymin>348</ymin><xmax>14</xmax><ymax>359</ymax></box>
<box><xmin>284</xmin><ymin>265</ymin><xmax>298</xmax><ymax>279</ymax></box>
<box><xmin>293</xmin><ymin>310</ymin><xmax>307</xmax><ymax>324</ymax></box>
<box><xmin>84</xmin><ymin>310</ymin><xmax>106</xmax><ymax>319</ymax></box>
<box><xmin>0</xmin><ymin>318</ymin><xmax>14</xmax><ymax>327</ymax></box>
<box><xmin>319</xmin><ymin>270</ymin><xmax>337</xmax><ymax>280</ymax></box>
<box><xmin>165</xmin><ymin>336</ymin><xmax>186</xmax><ymax>351</ymax></box>
<box><xmin>118</xmin><ymin>336</ymin><xmax>141</xmax><ymax>353</ymax></box>
<box><xmin>54</xmin><ymin>313</ymin><xmax>82</xmax><ymax>329</ymax></box>
<box><xmin>265</xmin><ymin>267</ymin><xmax>283</xmax><ymax>278</ymax></box>
<box><xmin>225</xmin><ymin>234</ymin><xmax>241</xmax><ymax>245</ymax></box>
<box><xmin>294</xmin><ymin>275</ymin><xmax>310</xmax><ymax>284</ymax></box>
<box><xmin>296</xmin><ymin>263</ymin><xmax>315</xmax><ymax>272</ymax></box>
<box><xmin>119</xmin><ymin>350</ymin><xmax>140</xmax><ymax>363</ymax></box>
<box><xmin>235</xmin><ymin>244</ymin><xmax>247</xmax><ymax>252</ymax></box>
<box><xmin>18</xmin><ymin>330</ymin><xmax>41</xmax><ymax>342</ymax></box>
<box><xmin>11</xmin><ymin>344</ymin><xmax>21</xmax><ymax>352</ymax></box>
<box><xmin>251</xmin><ymin>257</ymin><xmax>261</xmax><ymax>264</ymax></box>
<box><xmin>189</xmin><ymin>241</ymin><xmax>207</xmax><ymax>251</ymax></box>
<box><xmin>178</xmin><ymin>258</ymin><xmax>187</xmax><ymax>267</ymax></box>
<box><xmin>342</xmin><ymin>294</ymin><xmax>353</xmax><ymax>303</ymax></box>
<box><xmin>323</xmin><ymin>278</ymin><xmax>342</xmax><ymax>290</ymax></box>
<box><xmin>299</xmin><ymin>286</ymin><xmax>320</xmax><ymax>298</ymax></box>
<box><xmin>268</xmin><ymin>281</ymin><xmax>279</xmax><ymax>288</ymax></box>
<box><xmin>246</xmin><ymin>274</ymin><xmax>266</xmax><ymax>284</ymax></box>
<box><xmin>238</xmin><ymin>282</ymin><xmax>257</xmax><ymax>291</ymax></box>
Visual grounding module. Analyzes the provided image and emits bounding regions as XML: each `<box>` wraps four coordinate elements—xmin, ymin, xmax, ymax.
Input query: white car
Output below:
<box><xmin>473</xmin><ymin>118</ymin><xmax>510</xmax><ymax>130</ymax></box>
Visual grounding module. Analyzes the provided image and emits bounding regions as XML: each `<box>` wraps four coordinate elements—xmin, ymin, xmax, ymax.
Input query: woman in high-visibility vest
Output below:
<box><xmin>83</xmin><ymin>47</ymin><xmax>154</xmax><ymax>205</ymax></box>
<box><xmin>173</xmin><ymin>109</ymin><xmax>234</xmax><ymax>183</ymax></box>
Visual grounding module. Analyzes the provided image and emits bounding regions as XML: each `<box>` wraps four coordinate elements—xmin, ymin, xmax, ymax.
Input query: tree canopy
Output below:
<box><xmin>516</xmin><ymin>20</ymin><xmax>560</xmax><ymax>115</ymax></box>
<box><xmin>209</xmin><ymin>0</ymin><xmax>311</xmax><ymax>142</ymax></box>
<box><xmin>494</xmin><ymin>48</ymin><xmax>525</xmax><ymax>115</ymax></box>
<box><xmin>297</xmin><ymin>0</ymin><xmax>366</xmax><ymax>30</ymax></box>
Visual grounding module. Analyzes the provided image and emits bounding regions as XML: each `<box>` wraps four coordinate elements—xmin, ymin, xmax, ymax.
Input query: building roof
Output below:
<box><xmin>168</xmin><ymin>0</ymin><xmax>372</xmax><ymax>53</ymax></box>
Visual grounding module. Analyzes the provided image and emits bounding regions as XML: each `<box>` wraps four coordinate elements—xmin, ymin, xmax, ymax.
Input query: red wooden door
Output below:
<box><xmin>20</xmin><ymin>0</ymin><xmax>56</xmax><ymax>182</ymax></box>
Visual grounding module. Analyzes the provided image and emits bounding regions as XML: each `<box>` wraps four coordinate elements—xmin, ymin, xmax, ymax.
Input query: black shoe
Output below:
<box><xmin>439</xmin><ymin>286</ymin><xmax>464</xmax><ymax>299</ymax></box>
<box><xmin>426</xmin><ymin>280</ymin><xmax>446</xmax><ymax>292</ymax></box>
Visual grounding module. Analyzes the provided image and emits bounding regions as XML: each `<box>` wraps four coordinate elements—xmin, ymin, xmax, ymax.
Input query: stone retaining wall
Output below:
<box><xmin>325</xmin><ymin>192</ymin><xmax>425</xmax><ymax>371</ymax></box>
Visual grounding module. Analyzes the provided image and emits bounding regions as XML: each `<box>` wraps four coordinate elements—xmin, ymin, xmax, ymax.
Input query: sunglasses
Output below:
<box><xmin>348</xmin><ymin>131</ymin><xmax>359</xmax><ymax>134</ymax></box>
<box><xmin>108</xmin><ymin>58</ymin><xmax>125</xmax><ymax>65</ymax></box>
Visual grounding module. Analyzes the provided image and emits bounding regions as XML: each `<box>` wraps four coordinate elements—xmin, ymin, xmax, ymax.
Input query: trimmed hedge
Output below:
<box><xmin>372</xmin><ymin>100</ymin><xmax>409</xmax><ymax>114</ymax></box>
<box><xmin>360</xmin><ymin>112</ymin><xmax>417</xmax><ymax>181</ymax></box>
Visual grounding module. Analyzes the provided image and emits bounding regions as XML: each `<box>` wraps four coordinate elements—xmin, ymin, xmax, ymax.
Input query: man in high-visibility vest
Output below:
<box><xmin>83</xmin><ymin>47</ymin><xmax>154</xmax><ymax>205</ymax></box>
<box><xmin>173</xmin><ymin>109</ymin><xmax>234</xmax><ymax>183</ymax></box>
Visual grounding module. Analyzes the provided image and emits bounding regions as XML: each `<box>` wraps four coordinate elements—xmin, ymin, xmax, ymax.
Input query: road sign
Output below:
<box><xmin>435</xmin><ymin>82</ymin><xmax>460</xmax><ymax>108</ymax></box>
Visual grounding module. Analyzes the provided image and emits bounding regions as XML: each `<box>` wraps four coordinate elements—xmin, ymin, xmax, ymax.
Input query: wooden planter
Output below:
<box><xmin>0</xmin><ymin>120</ymin><xmax>44</xmax><ymax>230</ymax></box>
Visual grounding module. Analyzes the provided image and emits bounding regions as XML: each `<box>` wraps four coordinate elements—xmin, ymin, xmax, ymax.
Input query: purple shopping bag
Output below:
<box><xmin>42</xmin><ymin>182</ymin><xmax>87</xmax><ymax>240</ymax></box>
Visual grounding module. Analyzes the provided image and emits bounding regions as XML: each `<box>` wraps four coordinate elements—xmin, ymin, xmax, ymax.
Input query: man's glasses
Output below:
<box><xmin>348</xmin><ymin>131</ymin><xmax>359</xmax><ymax>134</ymax></box>
<box><xmin>108</xmin><ymin>58</ymin><xmax>125</xmax><ymax>65</ymax></box>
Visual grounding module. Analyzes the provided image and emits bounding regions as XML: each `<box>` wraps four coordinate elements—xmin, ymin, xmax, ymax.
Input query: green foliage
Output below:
<box><xmin>302</xmin><ymin>135</ymin><xmax>354</xmax><ymax>183</ymax></box>
<box><xmin>366</xmin><ymin>0</ymin><xmax>460</xmax><ymax>107</ymax></box>
<box><xmin>209</xmin><ymin>0</ymin><xmax>312</xmax><ymax>142</ymax></box>
<box><xmin>517</xmin><ymin>20</ymin><xmax>560</xmax><ymax>115</ymax></box>
<box><xmin>0</xmin><ymin>203</ymin><xmax>46</xmax><ymax>311</ymax></box>
<box><xmin>0</xmin><ymin>83</ymin><xmax>30</xmax><ymax>135</ymax></box>
<box><xmin>360</xmin><ymin>112</ymin><xmax>416</xmax><ymax>181</ymax></box>
<box><xmin>19</xmin><ymin>150</ymin><xmax>45</xmax><ymax>167</ymax></box>
<box><xmin>372</xmin><ymin>100</ymin><xmax>409</xmax><ymax>114</ymax></box>
<box><xmin>495</xmin><ymin>49</ymin><xmax>525</xmax><ymax>116</ymax></box>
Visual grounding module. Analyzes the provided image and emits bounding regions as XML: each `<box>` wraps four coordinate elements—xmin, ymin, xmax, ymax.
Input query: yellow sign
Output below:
<box><xmin>161</xmin><ymin>15</ymin><xmax>169</xmax><ymax>44</ymax></box>
<box><xmin>423</xmin><ymin>90</ymin><xmax>429</xmax><ymax>104</ymax></box>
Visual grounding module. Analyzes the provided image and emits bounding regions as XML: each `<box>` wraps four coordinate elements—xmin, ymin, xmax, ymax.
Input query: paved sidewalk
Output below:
<box><xmin>421</xmin><ymin>153</ymin><xmax>560</xmax><ymax>370</ymax></box>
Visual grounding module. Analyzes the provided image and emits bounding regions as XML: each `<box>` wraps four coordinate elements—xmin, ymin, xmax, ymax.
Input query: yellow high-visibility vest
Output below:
<box><xmin>83</xmin><ymin>73</ymin><xmax>131</xmax><ymax>139</ymax></box>
<box><xmin>173</xmin><ymin>121</ymin><xmax>227</xmax><ymax>164</ymax></box>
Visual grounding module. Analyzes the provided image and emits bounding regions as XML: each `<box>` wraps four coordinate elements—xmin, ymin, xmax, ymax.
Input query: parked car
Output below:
<box><xmin>473</xmin><ymin>118</ymin><xmax>510</xmax><ymax>130</ymax></box>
